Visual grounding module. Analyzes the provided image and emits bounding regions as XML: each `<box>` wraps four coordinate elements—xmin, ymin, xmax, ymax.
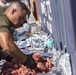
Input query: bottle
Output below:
<box><xmin>46</xmin><ymin>35</ymin><xmax>54</xmax><ymax>53</ymax></box>
<box><xmin>47</xmin><ymin>35</ymin><xmax>54</xmax><ymax>48</ymax></box>
<box><xmin>44</xmin><ymin>45</ymin><xmax>48</xmax><ymax>53</ymax></box>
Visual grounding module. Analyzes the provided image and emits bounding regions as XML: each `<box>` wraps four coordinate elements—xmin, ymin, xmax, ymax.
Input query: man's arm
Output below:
<box><xmin>0</xmin><ymin>32</ymin><xmax>27</xmax><ymax>62</ymax></box>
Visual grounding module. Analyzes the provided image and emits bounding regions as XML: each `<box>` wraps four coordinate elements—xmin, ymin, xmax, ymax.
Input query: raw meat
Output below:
<box><xmin>1</xmin><ymin>54</ymin><xmax>53</xmax><ymax>75</ymax></box>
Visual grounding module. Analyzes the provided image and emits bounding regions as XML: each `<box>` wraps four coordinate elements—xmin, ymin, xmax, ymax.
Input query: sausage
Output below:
<box><xmin>37</xmin><ymin>62</ymin><xmax>46</xmax><ymax>71</ymax></box>
<box><xmin>32</xmin><ymin>53</ymin><xmax>44</xmax><ymax>62</ymax></box>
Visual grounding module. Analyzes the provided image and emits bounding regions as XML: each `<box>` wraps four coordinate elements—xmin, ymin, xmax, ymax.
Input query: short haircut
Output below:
<box><xmin>6</xmin><ymin>1</ymin><xmax>30</xmax><ymax>18</ymax></box>
<box><xmin>10</xmin><ymin>1</ymin><xmax>29</xmax><ymax>12</ymax></box>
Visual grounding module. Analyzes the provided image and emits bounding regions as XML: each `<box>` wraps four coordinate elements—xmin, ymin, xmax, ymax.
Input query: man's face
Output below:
<box><xmin>11</xmin><ymin>9</ymin><xmax>27</xmax><ymax>25</ymax></box>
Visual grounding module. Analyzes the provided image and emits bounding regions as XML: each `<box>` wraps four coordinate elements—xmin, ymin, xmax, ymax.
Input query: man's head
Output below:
<box><xmin>4</xmin><ymin>1</ymin><xmax>28</xmax><ymax>25</ymax></box>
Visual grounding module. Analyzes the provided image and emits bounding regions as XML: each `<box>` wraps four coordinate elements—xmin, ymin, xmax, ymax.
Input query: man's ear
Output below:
<box><xmin>11</xmin><ymin>9</ymin><xmax>16</xmax><ymax>15</ymax></box>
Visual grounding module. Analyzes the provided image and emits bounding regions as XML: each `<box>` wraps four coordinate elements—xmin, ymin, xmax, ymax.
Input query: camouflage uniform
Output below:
<box><xmin>0</xmin><ymin>5</ymin><xmax>14</xmax><ymax>35</ymax></box>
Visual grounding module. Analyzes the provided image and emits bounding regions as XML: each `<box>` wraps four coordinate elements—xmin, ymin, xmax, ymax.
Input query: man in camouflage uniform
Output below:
<box><xmin>0</xmin><ymin>1</ymin><xmax>36</xmax><ymax>69</ymax></box>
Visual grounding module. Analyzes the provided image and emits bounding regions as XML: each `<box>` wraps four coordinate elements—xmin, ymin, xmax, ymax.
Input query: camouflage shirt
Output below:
<box><xmin>0</xmin><ymin>6</ymin><xmax>15</xmax><ymax>35</ymax></box>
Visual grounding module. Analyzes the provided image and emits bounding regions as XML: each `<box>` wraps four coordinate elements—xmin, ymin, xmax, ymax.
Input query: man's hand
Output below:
<box><xmin>24</xmin><ymin>55</ymin><xmax>36</xmax><ymax>69</ymax></box>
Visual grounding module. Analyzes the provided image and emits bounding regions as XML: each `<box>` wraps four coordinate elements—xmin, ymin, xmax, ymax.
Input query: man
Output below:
<box><xmin>0</xmin><ymin>1</ymin><xmax>36</xmax><ymax>69</ymax></box>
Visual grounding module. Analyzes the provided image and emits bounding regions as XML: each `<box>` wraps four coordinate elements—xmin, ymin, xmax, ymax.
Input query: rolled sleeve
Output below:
<box><xmin>0</xmin><ymin>26</ymin><xmax>10</xmax><ymax>33</ymax></box>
